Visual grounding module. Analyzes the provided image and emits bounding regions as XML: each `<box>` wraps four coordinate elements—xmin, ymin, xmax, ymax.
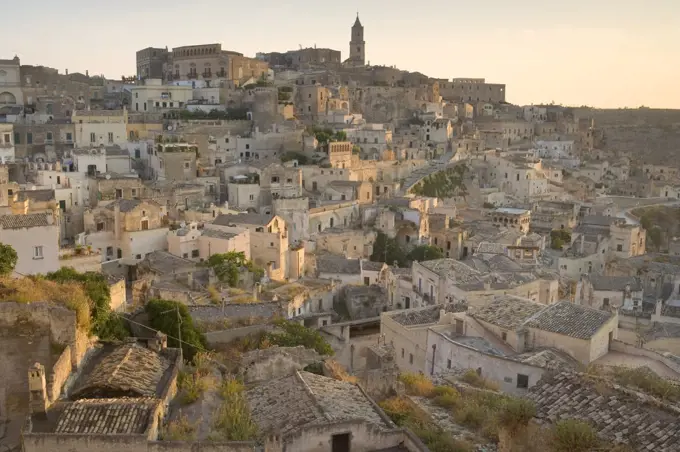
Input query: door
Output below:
<box><xmin>331</xmin><ymin>433</ymin><xmax>351</xmax><ymax>452</ymax></box>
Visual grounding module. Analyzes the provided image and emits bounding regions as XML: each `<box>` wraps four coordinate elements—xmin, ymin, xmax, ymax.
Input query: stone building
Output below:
<box><xmin>258</xmin><ymin>47</ymin><xmax>342</xmax><ymax>70</ymax></box>
<box><xmin>83</xmin><ymin>198</ymin><xmax>169</xmax><ymax>262</ymax></box>
<box><xmin>0</xmin><ymin>211</ymin><xmax>59</xmax><ymax>275</ymax></box>
<box><xmin>136</xmin><ymin>46</ymin><xmax>169</xmax><ymax>79</ymax></box>
<box><xmin>0</xmin><ymin>56</ymin><xmax>23</xmax><ymax>107</ymax></box>
<box><xmin>72</xmin><ymin>109</ymin><xmax>128</xmax><ymax>148</ymax></box>
<box><xmin>346</xmin><ymin>15</ymin><xmax>366</xmax><ymax>67</ymax></box>
<box><xmin>161</xmin><ymin>43</ymin><xmax>268</xmax><ymax>83</ymax></box>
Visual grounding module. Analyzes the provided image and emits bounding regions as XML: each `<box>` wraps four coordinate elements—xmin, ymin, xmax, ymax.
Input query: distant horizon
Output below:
<box><xmin>2</xmin><ymin>0</ymin><xmax>679</xmax><ymax>109</ymax></box>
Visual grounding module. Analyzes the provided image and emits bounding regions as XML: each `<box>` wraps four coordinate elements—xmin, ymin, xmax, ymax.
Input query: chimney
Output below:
<box><xmin>65</xmin><ymin>68</ymin><xmax>68</xmax><ymax>75</ymax></box>
<box><xmin>148</xmin><ymin>331</ymin><xmax>168</xmax><ymax>353</ymax></box>
<box><xmin>28</xmin><ymin>363</ymin><xmax>48</xmax><ymax>415</ymax></box>
<box><xmin>86</xmin><ymin>70</ymin><xmax>89</xmax><ymax>77</ymax></box>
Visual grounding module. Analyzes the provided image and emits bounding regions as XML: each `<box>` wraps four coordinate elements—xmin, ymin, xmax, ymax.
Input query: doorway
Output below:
<box><xmin>331</xmin><ymin>433</ymin><xmax>351</xmax><ymax>452</ymax></box>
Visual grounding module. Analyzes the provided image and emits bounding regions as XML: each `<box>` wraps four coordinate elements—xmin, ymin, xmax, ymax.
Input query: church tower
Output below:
<box><xmin>349</xmin><ymin>14</ymin><xmax>365</xmax><ymax>66</ymax></box>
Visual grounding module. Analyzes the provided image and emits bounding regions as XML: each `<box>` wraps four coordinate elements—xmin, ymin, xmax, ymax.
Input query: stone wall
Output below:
<box><xmin>47</xmin><ymin>346</ymin><xmax>72</xmax><ymax>402</ymax></box>
<box><xmin>22</xmin><ymin>436</ymin><xmax>256</xmax><ymax>452</ymax></box>
<box><xmin>204</xmin><ymin>324</ymin><xmax>275</xmax><ymax>347</ymax></box>
<box><xmin>610</xmin><ymin>339</ymin><xmax>680</xmax><ymax>374</ymax></box>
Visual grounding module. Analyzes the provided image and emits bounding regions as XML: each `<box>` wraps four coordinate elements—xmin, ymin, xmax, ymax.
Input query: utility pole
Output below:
<box><xmin>177</xmin><ymin>304</ymin><xmax>183</xmax><ymax>362</ymax></box>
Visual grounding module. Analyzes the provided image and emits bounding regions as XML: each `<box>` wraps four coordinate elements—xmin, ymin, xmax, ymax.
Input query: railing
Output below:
<box><xmin>202</xmin><ymin>72</ymin><xmax>212</xmax><ymax>78</ymax></box>
<box><xmin>187</xmin><ymin>73</ymin><xmax>198</xmax><ymax>79</ymax></box>
<box><xmin>216</xmin><ymin>71</ymin><xmax>227</xmax><ymax>78</ymax></box>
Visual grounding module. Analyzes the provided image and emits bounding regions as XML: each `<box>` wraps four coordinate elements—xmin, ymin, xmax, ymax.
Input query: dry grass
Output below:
<box><xmin>177</xmin><ymin>370</ymin><xmax>215</xmax><ymax>405</ymax></box>
<box><xmin>325</xmin><ymin>359</ymin><xmax>358</xmax><ymax>384</ymax></box>
<box><xmin>207</xmin><ymin>285</ymin><xmax>221</xmax><ymax>304</ymax></box>
<box><xmin>0</xmin><ymin>276</ymin><xmax>91</xmax><ymax>331</ymax></box>
<box><xmin>460</xmin><ymin>369</ymin><xmax>500</xmax><ymax>391</ymax></box>
<box><xmin>551</xmin><ymin>419</ymin><xmax>599</xmax><ymax>452</ymax></box>
<box><xmin>162</xmin><ymin>414</ymin><xmax>198</xmax><ymax>441</ymax></box>
<box><xmin>212</xmin><ymin>375</ymin><xmax>258</xmax><ymax>441</ymax></box>
<box><xmin>399</xmin><ymin>372</ymin><xmax>435</xmax><ymax>397</ymax></box>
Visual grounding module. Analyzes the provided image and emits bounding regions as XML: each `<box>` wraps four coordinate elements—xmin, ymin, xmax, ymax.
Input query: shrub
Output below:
<box><xmin>497</xmin><ymin>398</ymin><xmax>536</xmax><ymax>434</ymax></box>
<box><xmin>146</xmin><ymin>299</ymin><xmax>207</xmax><ymax>361</ymax></box>
<box><xmin>409</xmin><ymin>423</ymin><xmax>474</xmax><ymax>452</ymax></box>
<box><xmin>178</xmin><ymin>370</ymin><xmax>212</xmax><ymax>405</ymax></box>
<box><xmin>0</xmin><ymin>243</ymin><xmax>17</xmax><ymax>276</ymax></box>
<box><xmin>433</xmin><ymin>393</ymin><xmax>459</xmax><ymax>408</ymax></box>
<box><xmin>453</xmin><ymin>401</ymin><xmax>486</xmax><ymax>429</ymax></box>
<box><xmin>611</xmin><ymin>366</ymin><xmax>680</xmax><ymax>401</ymax></box>
<box><xmin>460</xmin><ymin>369</ymin><xmax>499</xmax><ymax>390</ymax></box>
<box><xmin>379</xmin><ymin>397</ymin><xmax>416</xmax><ymax>426</ymax></box>
<box><xmin>551</xmin><ymin>419</ymin><xmax>599</xmax><ymax>452</ymax></box>
<box><xmin>162</xmin><ymin>414</ymin><xmax>197</xmax><ymax>441</ymax></box>
<box><xmin>399</xmin><ymin>373</ymin><xmax>434</xmax><ymax>397</ymax></box>
<box><xmin>265</xmin><ymin>320</ymin><xmax>334</xmax><ymax>355</ymax></box>
<box><xmin>212</xmin><ymin>375</ymin><xmax>257</xmax><ymax>441</ymax></box>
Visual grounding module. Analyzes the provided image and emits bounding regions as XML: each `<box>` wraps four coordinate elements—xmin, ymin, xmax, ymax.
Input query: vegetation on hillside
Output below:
<box><xmin>205</xmin><ymin>252</ymin><xmax>264</xmax><ymax>287</ymax></box>
<box><xmin>550</xmin><ymin>230</ymin><xmax>572</xmax><ymax>250</ymax></box>
<box><xmin>311</xmin><ymin>126</ymin><xmax>347</xmax><ymax>146</ymax></box>
<box><xmin>174</xmin><ymin>108</ymin><xmax>250</xmax><ymax>121</ymax></box>
<box><xmin>410</xmin><ymin>164</ymin><xmax>469</xmax><ymax>199</ymax></box>
<box><xmin>145</xmin><ymin>299</ymin><xmax>207</xmax><ymax>361</ymax></box>
<box><xmin>0</xmin><ymin>243</ymin><xmax>18</xmax><ymax>276</ymax></box>
<box><xmin>281</xmin><ymin>151</ymin><xmax>309</xmax><ymax>165</ymax></box>
<box><xmin>370</xmin><ymin>231</ymin><xmax>408</xmax><ymax>267</ymax></box>
<box><xmin>407</xmin><ymin>245</ymin><xmax>444</xmax><ymax>262</ymax></box>
<box><xmin>632</xmin><ymin>205</ymin><xmax>680</xmax><ymax>251</ymax></box>
<box><xmin>212</xmin><ymin>376</ymin><xmax>258</xmax><ymax>441</ymax></box>
<box><xmin>46</xmin><ymin>268</ymin><xmax>129</xmax><ymax>340</ymax></box>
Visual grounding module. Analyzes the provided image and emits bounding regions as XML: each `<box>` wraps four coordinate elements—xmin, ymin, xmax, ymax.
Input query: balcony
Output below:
<box><xmin>187</xmin><ymin>73</ymin><xmax>198</xmax><ymax>79</ymax></box>
<box><xmin>201</xmin><ymin>72</ymin><xmax>212</xmax><ymax>79</ymax></box>
<box><xmin>216</xmin><ymin>70</ymin><xmax>227</xmax><ymax>78</ymax></box>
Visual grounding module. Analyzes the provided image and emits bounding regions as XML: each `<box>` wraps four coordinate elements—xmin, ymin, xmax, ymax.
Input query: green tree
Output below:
<box><xmin>550</xmin><ymin>230</ymin><xmax>571</xmax><ymax>250</ymax></box>
<box><xmin>407</xmin><ymin>245</ymin><xmax>443</xmax><ymax>262</ymax></box>
<box><xmin>206</xmin><ymin>252</ymin><xmax>247</xmax><ymax>287</ymax></box>
<box><xmin>370</xmin><ymin>232</ymin><xmax>408</xmax><ymax>267</ymax></box>
<box><xmin>0</xmin><ymin>243</ymin><xmax>18</xmax><ymax>276</ymax></box>
<box><xmin>281</xmin><ymin>151</ymin><xmax>309</xmax><ymax>165</ymax></box>
<box><xmin>266</xmin><ymin>320</ymin><xmax>334</xmax><ymax>355</ymax></box>
<box><xmin>146</xmin><ymin>299</ymin><xmax>207</xmax><ymax>361</ymax></box>
<box><xmin>46</xmin><ymin>268</ymin><xmax>129</xmax><ymax>340</ymax></box>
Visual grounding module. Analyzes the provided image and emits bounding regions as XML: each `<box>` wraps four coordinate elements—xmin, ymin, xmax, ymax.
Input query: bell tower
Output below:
<box><xmin>349</xmin><ymin>13</ymin><xmax>365</xmax><ymax>66</ymax></box>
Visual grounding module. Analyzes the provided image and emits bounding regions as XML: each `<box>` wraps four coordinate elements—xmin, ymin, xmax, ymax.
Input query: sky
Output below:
<box><xmin>3</xmin><ymin>0</ymin><xmax>680</xmax><ymax>108</ymax></box>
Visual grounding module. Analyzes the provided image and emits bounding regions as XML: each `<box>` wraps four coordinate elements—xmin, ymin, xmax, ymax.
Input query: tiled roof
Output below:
<box><xmin>317</xmin><ymin>254</ymin><xmax>361</xmax><ymax>275</ymax></box>
<box><xmin>0</xmin><ymin>212</ymin><xmax>52</xmax><ymax>229</ymax></box>
<box><xmin>54</xmin><ymin>398</ymin><xmax>158</xmax><ymax>435</ymax></box>
<box><xmin>471</xmin><ymin>296</ymin><xmax>544</xmax><ymax>330</ymax></box>
<box><xmin>525</xmin><ymin>301</ymin><xmax>613</xmax><ymax>340</ymax></box>
<box><xmin>104</xmin><ymin>198</ymin><xmax>143</xmax><ymax>213</ymax></box>
<box><xmin>389</xmin><ymin>303</ymin><xmax>467</xmax><ymax>327</ymax></box>
<box><xmin>201</xmin><ymin>228</ymin><xmax>239</xmax><ymax>240</ymax></box>
<box><xmin>213</xmin><ymin>213</ymin><xmax>274</xmax><ymax>226</ymax></box>
<box><xmin>142</xmin><ymin>250</ymin><xmax>195</xmax><ymax>274</ymax></box>
<box><xmin>361</xmin><ymin>260</ymin><xmax>385</xmax><ymax>272</ymax></box>
<box><xmin>246</xmin><ymin>371</ymin><xmax>391</xmax><ymax>438</ymax></box>
<box><xmin>527</xmin><ymin>371</ymin><xmax>680</xmax><ymax>451</ymax></box>
<box><xmin>590</xmin><ymin>275</ymin><xmax>642</xmax><ymax>292</ymax></box>
<box><xmin>70</xmin><ymin>343</ymin><xmax>175</xmax><ymax>399</ymax></box>
<box><xmin>18</xmin><ymin>189</ymin><xmax>55</xmax><ymax>203</ymax></box>
<box><xmin>418</xmin><ymin>258</ymin><xmax>481</xmax><ymax>283</ymax></box>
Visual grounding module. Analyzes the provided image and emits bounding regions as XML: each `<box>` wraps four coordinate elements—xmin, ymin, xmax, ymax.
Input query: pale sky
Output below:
<box><xmin>3</xmin><ymin>0</ymin><xmax>679</xmax><ymax>108</ymax></box>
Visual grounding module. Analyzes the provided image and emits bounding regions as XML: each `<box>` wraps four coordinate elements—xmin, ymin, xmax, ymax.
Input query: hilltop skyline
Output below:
<box><xmin>2</xmin><ymin>0</ymin><xmax>679</xmax><ymax>108</ymax></box>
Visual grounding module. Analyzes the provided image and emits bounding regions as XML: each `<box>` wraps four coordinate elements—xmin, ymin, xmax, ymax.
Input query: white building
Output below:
<box><xmin>72</xmin><ymin>109</ymin><xmax>128</xmax><ymax>148</ymax></box>
<box><xmin>535</xmin><ymin>140</ymin><xmax>575</xmax><ymax>160</ymax></box>
<box><xmin>0</xmin><ymin>124</ymin><xmax>15</xmax><ymax>163</ymax></box>
<box><xmin>130</xmin><ymin>79</ymin><xmax>193</xmax><ymax>112</ymax></box>
<box><xmin>0</xmin><ymin>212</ymin><xmax>59</xmax><ymax>275</ymax></box>
<box><xmin>346</xmin><ymin>123</ymin><xmax>392</xmax><ymax>157</ymax></box>
<box><xmin>523</xmin><ymin>106</ymin><xmax>547</xmax><ymax>123</ymax></box>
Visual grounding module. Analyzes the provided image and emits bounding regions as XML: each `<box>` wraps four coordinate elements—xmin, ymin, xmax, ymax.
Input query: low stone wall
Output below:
<box><xmin>148</xmin><ymin>441</ymin><xmax>255</xmax><ymax>452</ymax></box>
<box><xmin>204</xmin><ymin>324</ymin><xmax>275</xmax><ymax>347</ymax></box>
<box><xmin>48</xmin><ymin>346</ymin><xmax>72</xmax><ymax>402</ymax></box>
<box><xmin>610</xmin><ymin>339</ymin><xmax>680</xmax><ymax>374</ymax></box>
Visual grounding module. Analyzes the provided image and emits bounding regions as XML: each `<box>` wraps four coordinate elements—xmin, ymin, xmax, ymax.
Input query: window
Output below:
<box><xmin>115</xmin><ymin>189</ymin><xmax>122</xmax><ymax>199</ymax></box>
<box><xmin>603</xmin><ymin>298</ymin><xmax>610</xmax><ymax>307</ymax></box>
<box><xmin>136</xmin><ymin>254</ymin><xmax>142</xmax><ymax>259</ymax></box>
<box><xmin>192</xmin><ymin>249</ymin><xmax>200</xmax><ymax>258</ymax></box>
<box><xmin>249</xmin><ymin>194</ymin><xmax>254</xmax><ymax>201</ymax></box>
<box><xmin>106</xmin><ymin>246</ymin><xmax>113</xmax><ymax>256</ymax></box>
<box><xmin>245</xmin><ymin>144</ymin><xmax>250</xmax><ymax>150</ymax></box>
<box><xmin>184</xmin><ymin>161</ymin><xmax>190</xmax><ymax>169</ymax></box>
<box><xmin>447</xmin><ymin>359</ymin><xmax>452</xmax><ymax>369</ymax></box>
<box><xmin>183</xmin><ymin>253</ymin><xmax>189</xmax><ymax>258</ymax></box>
<box><xmin>46</xmin><ymin>132</ymin><xmax>53</xmax><ymax>142</ymax></box>
<box><xmin>501</xmin><ymin>332</ymin><xmax>507</xmax><ymax>341</ymax></box>
<box><xmin>141</xmin><ymin>220</ymin><xmax>149</xmax><ymax>230</ymax></box>
<box><xmin>409</xmin><ymin>353</ymin><xmax>413</xmax><ymax>364</ymax></box>
<box><xmin>108</xmin><ymin>132</ymin><xmax>114</xmax><ymax>143</ymax></box>
<box><xmin>33</xmin><ymin>246</ymin><xmax>44</xmax><ymax>259</ymax></box>
<box><xmin>90</xmin><ymin>132</ymin><xmax>96</xmax><ymax>143</ymax></box>
<box><xmin>27</xmin><ymin>133</ymin><xmax>33</xmax><ymax>144</ymax></box>
<box><xmin>616</xmin><ymin>244</ymin><xmax>623</xmax><ymax>252</ymax></box>
<box><xmin>13</xmin><ymin>132</ymin><xmax>20</xmax><ymax>144</ymax></box>
<box><xmin>364</xmin><ymin>277</ymin><xmax>370</xmax><ymax>286</ymax></box>
<box><xmin>96</xmin><ymin>222</ymin><xmax>104</xmax><ymax>231</ymax></box>
<box><xmin>516</xmin><ymin>374</ymin><xmax>529</xmax><ymax>389</ymax></box>
<box><xmin>66</xmin><ymin>132</ymin><xmax>72</xmax><ymax>142</ymax></box>
<box><xmin>401</xmin><ymin>348</ymin><xmax>404</xmax><ymax>358</ymax></box>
